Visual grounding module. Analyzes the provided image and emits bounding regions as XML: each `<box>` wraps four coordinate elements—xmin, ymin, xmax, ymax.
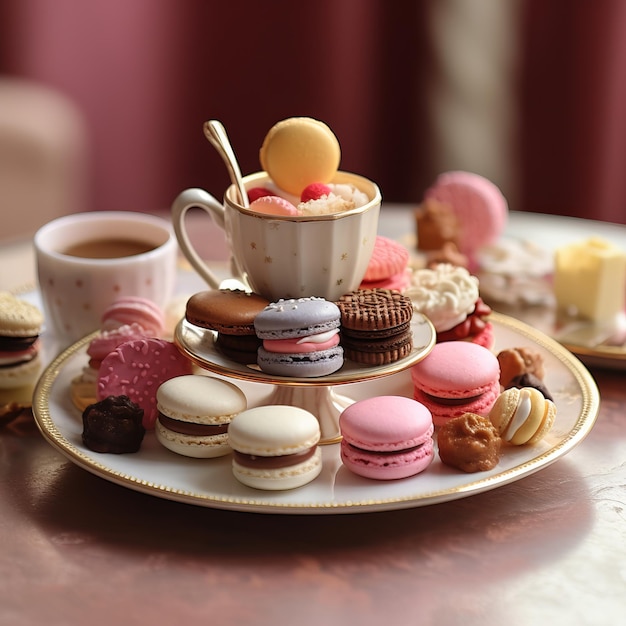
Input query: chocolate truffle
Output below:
<box><xmin>82</xmin><ymin>395</ymin><xmax>145</xmax><ymax>454</ymax></box>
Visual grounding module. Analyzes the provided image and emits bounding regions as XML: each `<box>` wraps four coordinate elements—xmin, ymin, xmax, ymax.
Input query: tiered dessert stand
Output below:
<box><xmin>174</xmin><ymin>313</ymin><xmax>437</xmax><ymax>443</ymax></box>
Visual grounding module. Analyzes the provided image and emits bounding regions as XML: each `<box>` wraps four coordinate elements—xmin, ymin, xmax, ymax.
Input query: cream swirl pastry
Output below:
<box><xmin>405</xmin><ymin>264</ymin><xmax>479</xmax><ymax>332</ymax></box>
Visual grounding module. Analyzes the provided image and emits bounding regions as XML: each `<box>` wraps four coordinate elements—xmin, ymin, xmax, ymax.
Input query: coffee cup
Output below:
<box><xmin>34</xmin><ymin>211</ymin><xmax>177</xmax><ymax>345</ymax></box>
<box><xmin>171</xmin><ymin>171</ymin><xmax>381</xmax><ymax>302</ymax></box>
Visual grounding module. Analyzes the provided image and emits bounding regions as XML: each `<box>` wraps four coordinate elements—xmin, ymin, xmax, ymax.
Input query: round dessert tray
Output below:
<box><xmin>31</xmin><ymin>312</ymin><xmax>600</xmax><ymax>515</ymax></box>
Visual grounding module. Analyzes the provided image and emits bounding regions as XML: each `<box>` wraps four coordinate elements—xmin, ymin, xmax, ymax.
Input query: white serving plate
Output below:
<box><xmin>32</xmin><ymin>313</ymin><xmax>599</xmax><ymax>514</ymax></box>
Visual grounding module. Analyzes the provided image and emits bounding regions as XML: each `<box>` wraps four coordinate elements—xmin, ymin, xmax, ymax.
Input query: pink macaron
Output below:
<box><xmin>249</xmin><ymin>194</ymin><xmax>299</xmax><ymax>216</ymax></box>
<box><xmin>410</xmin><ymin>341</ymin><xmax>500</xmax><ymax>427</ymax></box>
<box><xmin>339</xmin><ymin>395</ymin><xmax>434</xmax><ymax>480</ymax></box>
<box><xmin>359</xmin><ymin>235</ymin><xmax>411</xmax><ymax>292</ymax></box>
<box><xmin>423</xmin><ymin>171</ymin><xmax>507</xmax><ymax>261</ymax></box>
<box><xmin>100</xmin><ymin>296</ymin><xmax>165</xmax><ymax>336</ymax></box>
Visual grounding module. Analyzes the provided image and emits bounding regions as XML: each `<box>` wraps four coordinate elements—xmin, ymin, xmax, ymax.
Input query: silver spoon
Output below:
<box><xmin>203</xmin><ymin>120</ymin><xmax>249</xmax><ymax>207</ymax></box>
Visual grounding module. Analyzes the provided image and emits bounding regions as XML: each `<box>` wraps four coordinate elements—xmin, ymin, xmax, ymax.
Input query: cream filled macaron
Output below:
<box><xmin>155</xmin><ymin>375</ymin><xmax>247</xmax><ymax>458</ymax></box>
<box><xmin>228</xmin><ymin>405</ymin><xmax>322</xmax><ymax>490</ymax></box>
<box><xmin>488</xmin><ymin>386</ymin><xmax>556</xmax><ymax>445</ymax></box>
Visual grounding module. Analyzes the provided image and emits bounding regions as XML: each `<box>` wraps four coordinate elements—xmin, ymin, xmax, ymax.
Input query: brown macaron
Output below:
<box><xmin>336</xmin><ymin>288</ymin><xmax>413</xmax><ymax>365</ymax></box>
<box><xmin>185</xmin><ymin>289</ymin><xmax>270</xmax><ymax>363</ymax></box>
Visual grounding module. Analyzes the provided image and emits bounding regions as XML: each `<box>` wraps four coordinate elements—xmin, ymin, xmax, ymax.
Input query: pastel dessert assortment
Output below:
<box><xmin>23</xmin><ymin>115</ymin><xmax>582</xmax><ymax>489</ymax></box>
<box><xmin>70</xmin><ymin>296</ymin><xmax>168</xmax><ymax>411</ymax></box>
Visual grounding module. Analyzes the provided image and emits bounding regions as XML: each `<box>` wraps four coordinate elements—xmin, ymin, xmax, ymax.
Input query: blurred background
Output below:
<box><xmin>1</xmin><ymin>0</ymin><xmax>626</xmax><ymax>242</ymax></box>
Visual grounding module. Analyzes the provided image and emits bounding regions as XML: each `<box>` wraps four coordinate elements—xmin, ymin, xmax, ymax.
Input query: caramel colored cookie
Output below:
<box><xmin>415</xmin><ymin>198</ymin><xmax>459</xmax><ymax>251</ymax></box>
<box><xmin>70</xmin><ymin>375</ymin><xmax>97</xmax><ymax>412</ymax></box>
<box><xmin>497</xmin><ymin>346</ymin><xmax>545</xmax><ymax>388</ymax></box>
<box><xmin>437</xmin><ymin>412</ymin><xmax>502</xmax><ymax>473</ymax></box>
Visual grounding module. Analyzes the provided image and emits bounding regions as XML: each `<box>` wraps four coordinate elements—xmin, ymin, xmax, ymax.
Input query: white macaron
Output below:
<box><xmin>228</xmin><ymin>405</ymin><xmax>322</xmax><ymax>490</ymax></box>
<box><xmin>155</xmin><ymin>375</ymin><xmax>247</xmax><ymax>458</ymax></box>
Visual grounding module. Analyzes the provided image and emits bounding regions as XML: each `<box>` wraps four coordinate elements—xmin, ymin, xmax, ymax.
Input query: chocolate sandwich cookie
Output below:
<box><xmin>336</xmin><ymin>289</ymin><xmax>413</xmax><ymax>365</ymax></box>
<box><xmin>185</xmin><ymin>289</ymin><xmax>270</xmax><ymax>364</ymax></box>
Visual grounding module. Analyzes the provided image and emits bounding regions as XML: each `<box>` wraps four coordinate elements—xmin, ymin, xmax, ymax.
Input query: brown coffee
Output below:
<box><xmin>61</xmin><ymin>238</ymin><xmax>157</xmax><ymax>259</ymax></box>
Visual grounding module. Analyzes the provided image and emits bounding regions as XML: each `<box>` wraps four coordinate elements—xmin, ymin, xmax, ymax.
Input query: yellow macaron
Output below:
<box><xmin>259</xmin><ymin>117</ymin><xmax>341</xmax><ymax>196</ymax></box>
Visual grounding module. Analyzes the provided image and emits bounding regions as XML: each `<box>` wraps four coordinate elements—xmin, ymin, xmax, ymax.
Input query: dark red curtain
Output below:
<box><xmin>519</xmin><ymin>0</ymin><xmax>626</xmax><ymax>223</ymax></box>
<box><xmin>2</xmin><ymin>0</ymin><xmax>626</xmax><ymax>224</ymax></box>
<box><xmin>0</xmin><ymin>0</ymin><xmax>433</xmax><ymax>213</ymax></box>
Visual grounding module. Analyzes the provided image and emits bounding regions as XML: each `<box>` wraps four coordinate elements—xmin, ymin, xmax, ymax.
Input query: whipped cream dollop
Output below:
<box><xmin>405</xmin><ymin>263</ymin><xmax>479</xmax><ymax>332</ymax></box>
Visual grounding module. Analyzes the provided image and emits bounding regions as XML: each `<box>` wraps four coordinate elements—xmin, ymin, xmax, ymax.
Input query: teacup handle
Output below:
<box><xmin>171</xmin><ymin>187</ymin><xmax>233</xmax><ymax>290</ymax></box>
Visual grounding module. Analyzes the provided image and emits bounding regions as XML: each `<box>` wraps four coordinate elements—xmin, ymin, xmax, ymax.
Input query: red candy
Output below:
<box><xmin>247</xmin><ymin>187</ymin><xmax>274</xmax><ymax>203</ymax></box>
<box><xmin>300</xmin><ymin>182</ymin><xmax>332</xmax><ymax>203</ymax></box>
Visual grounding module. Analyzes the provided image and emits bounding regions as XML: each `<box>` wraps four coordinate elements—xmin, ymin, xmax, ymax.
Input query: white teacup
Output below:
<box><xmin>34</xmin><ymin>211</ymin><xmax>177</xmax><ymax>345</ymax></box>
<box><xmin>171</xmin><ymin>171</ymin><xmax>381</xmax><ymax>301</ymax></box>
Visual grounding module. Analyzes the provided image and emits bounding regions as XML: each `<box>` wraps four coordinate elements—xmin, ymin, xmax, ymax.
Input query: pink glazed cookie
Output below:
<box><xmin>339</xmin><ymin>396</ymin><xmax>434</xmax><ymax>480</ymax></box>
<box><xmin>410</xmin><ymin>341</ymin><xmax>500</xmax><ymax>427</ymax></box>
<box><xmin>97</xmin><ymin>338</ymin><xmax>193</xmax><ymax>429</ymax></box>
<box><xmin>424</xmin><ymin>171</ymin><xmax>507</xmax><ymax>261</ymax></box>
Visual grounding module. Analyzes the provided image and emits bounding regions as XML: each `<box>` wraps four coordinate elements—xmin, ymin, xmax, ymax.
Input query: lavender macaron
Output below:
<box><xmin>254</xmin><ymin>297</ymin><xmax>343</xmax><ymax>377</ymax></box>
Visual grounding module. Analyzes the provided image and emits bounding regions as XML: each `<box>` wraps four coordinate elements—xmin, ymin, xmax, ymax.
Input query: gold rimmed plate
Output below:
<box><xmin>31</xmin><ymin>313</ymin><xmax>599</xmax><ymax>514</ymax></box>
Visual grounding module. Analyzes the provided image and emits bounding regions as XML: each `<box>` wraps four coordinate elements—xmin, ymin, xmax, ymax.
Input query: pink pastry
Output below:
<box><xmin>96</xmin><ymin>338</ymin><xmax>193</xmax><ymax>429</ymax></box>
<box><xmin>101</xmin><ymin>296</ymin><xmax>165</xmax><ymax>336</ymax></box>
<box><xmin>424</xmin><ymin>171</ymin><xmax>507</xmax><ymax>261</ymax></box>
<box><xmin>359</xmin><ymin>269</ymin><xmax>411</xmax><ymax>292</ymax></box>
<box><xmin>339</xmin><ymin>395</ymin><xmax>434</xmax><ymax>480</ymax></box>
<box><xmin>249</xmin><ymin>195</ymin><xmax>299</xmax><ymax>216</ymax></box>
<box><xmin>410</xmin><ymin>341</ymin><xmax>500</xmax><ymax>427</ymax></box>
<box><xmin>436</xmin><ymin>298</ymin><xmax>495</xmax><ymax>350</ymax></box>
<box><xmin>359</xmin><ymin>236</ymin><xmax>411</xmax><ymax>291</ymax></box>
<box><xmin>86</xmin><ymin>323</ymin><xmax>148</xmax><ymax>370</ymax></box>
